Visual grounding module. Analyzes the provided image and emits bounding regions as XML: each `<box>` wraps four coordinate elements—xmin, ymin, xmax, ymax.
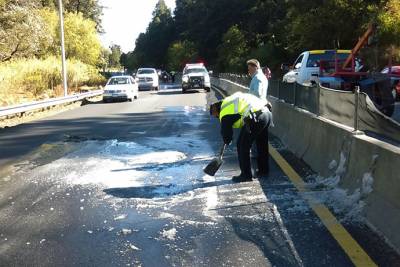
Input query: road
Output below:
<box><xmin>0</xmin><ymin>85</ymin><xmax>399</xmax><ymax>266</ymax></box>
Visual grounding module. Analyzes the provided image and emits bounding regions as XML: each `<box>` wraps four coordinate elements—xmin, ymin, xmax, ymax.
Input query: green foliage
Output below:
<box><xmin>0</xmin><ymin>0</ymin><xmax>105</xmax><ymax>104</ymax></box>
<box><xmin>0</xmin><ymin>56</ymin><xmax>106</xmax><ymax>106</ymax></box>
<box><xmin>124</xmin><ymin>0</ymin><xmax>174</xmax><ymax>70</ymax></box>
<box><xmin>63</xmin><ymin>12</ymin><xmax>102</xmax><ymax>65</ymax></box>
<box><xmin>217</xmin><ymin>25</ymin><xmax>248</xmax><ymax>73</ymax></box>
<box><xmin>38</xmin><ymin>8</ymin><xmax>102</xmax><ymax>65</ymax></box>
<box><xmin>109</xmin><ymin>45</ymin><xmax>122</xmax><ymax>68</ymax></box>
<box><xmin>38</xmin><ymin>0</ymin><xmax>103</xmax><ymax>32</ymax></box>
<box><xmin>128</xmin><ymin>0</ymin><xmax>400</xmax><ymax>73</ymax></box>
<box><xmin>0</xmin><ymin>4</ymin><xmax>52</xmax><ymax>61</ymax></box>
<box><xmin>378</xmin><ymin>0</ymin><xmax>400</xmax><ymax>61</ymax></box>
<box><xmin>166</xmin><ymin>40</ymin><xmax>198</xmax><ymax>71</ymax></box>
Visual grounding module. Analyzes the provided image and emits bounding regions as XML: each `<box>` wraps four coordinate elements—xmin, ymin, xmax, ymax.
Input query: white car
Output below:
<box><xmin>136</xmin><ymin>68</ymin><xmax>159</xmax><ymax>91</ymax></box>
<box><xmin>103</xmin><ymin>76</ymin><xmax>138</xmax><ymax>103</ymax></box>
<box><xmin>181</xmin><ymin>63</ymin><xmax>211</xmax><ymax>93</ymax></box>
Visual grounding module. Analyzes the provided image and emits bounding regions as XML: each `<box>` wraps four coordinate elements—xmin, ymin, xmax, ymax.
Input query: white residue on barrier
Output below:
<box><xmin>328</xmin><ymin>160</ymin><xmax>337</xmax><ymax>170</ymax></box>
<box><xmin>361</xmin><ymin>172</ymin><xmax>374</xmax><ymax>195</ymax></box>
<box><xmin>306</xmin><ymin>153</ymin><xmax>379</xmax><ymax>222</ymax></box>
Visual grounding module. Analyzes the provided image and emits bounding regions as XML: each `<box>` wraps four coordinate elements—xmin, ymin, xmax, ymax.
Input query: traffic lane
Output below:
<box><xmin>0</xmin><ymin>86</ymin><xmax>206</xmax><ymax>169</ymax></box>
<box><xmin>0</xmin><ymin>88</ymin><xmax>217</xmax><ymax>266</ymax></box>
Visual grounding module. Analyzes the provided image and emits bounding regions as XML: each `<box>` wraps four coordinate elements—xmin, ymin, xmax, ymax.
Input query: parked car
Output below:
<box><xmin>181</xmin><ymin>63</ymin><xmax>211</xmax><ymax>93</ymax></box>
<box><xmin>381</xmin><ymin>66</ymin><xmax>400</xmax><ymax>101</ymax></box>
<box><xmin>103</xmin><ymin>76</ymin><xmax>138</xmax><ymax>103</ymax></box>
<box><xmin>136</xmin><ymin>68</ymin><xmax>159</xmax><ymax>91</ymax></box>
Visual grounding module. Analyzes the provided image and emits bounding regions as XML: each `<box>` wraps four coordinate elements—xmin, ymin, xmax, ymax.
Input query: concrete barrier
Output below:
<box><xmin>212</xmin><ymin>77</ymin><xmax>400</xmax><ymax>251</ymax></box>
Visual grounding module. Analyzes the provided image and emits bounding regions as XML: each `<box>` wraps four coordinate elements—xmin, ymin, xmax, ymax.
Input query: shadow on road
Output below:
<box><xmin>103</xmin><ymin>179</ymin><xmax>232</xmax><ymax>199</ymax></box>
<box><xmin>111</xmin><ymin>157</ymin><xmax>211</xmax><ymax>172</ymax></box>
<box><xmin>155</xmin><ymin>90</ymin><xmax>201</xmax><ymax>96</ymax></box>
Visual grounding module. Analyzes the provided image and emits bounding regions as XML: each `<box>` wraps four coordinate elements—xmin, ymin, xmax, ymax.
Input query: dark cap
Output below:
<box><xmin>209</xmin><ymin>101</ymin><xmax>222</xmax><ymax>115</ymax></box>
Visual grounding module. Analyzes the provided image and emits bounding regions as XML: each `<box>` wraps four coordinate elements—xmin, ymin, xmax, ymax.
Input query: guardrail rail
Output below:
<box><xmin>0</xmin><ymin>89</ymin><xmax>103</xmax><ymax>118</ymax></box>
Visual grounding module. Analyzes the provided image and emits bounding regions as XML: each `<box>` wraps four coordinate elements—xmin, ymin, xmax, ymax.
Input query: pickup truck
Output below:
<box><xmin>282</xmin><ymin>50</ymin><xmax>395</xmax><ymax>116</ymax></box>
<box><xmin>282</xmin><ymin>50</ymin><xmax>352</xmax><ymax>85</ymax></box>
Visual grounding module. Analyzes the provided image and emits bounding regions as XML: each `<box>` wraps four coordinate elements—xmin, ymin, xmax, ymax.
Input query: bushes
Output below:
<box><xmin>0</xmin><ymin>56</ymin><xmax>106</xmax><ymax>106</ymax></box>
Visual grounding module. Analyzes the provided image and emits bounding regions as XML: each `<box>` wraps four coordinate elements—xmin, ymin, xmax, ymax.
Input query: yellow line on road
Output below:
<box><xmin>268</xmin><ymin>144</ymin><xmax>377</xmax><ymax>267</ymax></box>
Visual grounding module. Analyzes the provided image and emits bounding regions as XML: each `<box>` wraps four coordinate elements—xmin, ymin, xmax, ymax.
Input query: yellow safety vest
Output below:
<box><xmin>219</xmin><ymin>92</ymin><xmax>267</xmax><ymax>128</ymax></box>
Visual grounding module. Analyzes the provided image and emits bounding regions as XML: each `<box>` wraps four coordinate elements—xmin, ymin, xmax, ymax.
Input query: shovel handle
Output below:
<box><xmin>219</xmin><ymin>144</ymin><xmax>227</xmax><ymax>160</ymax></box>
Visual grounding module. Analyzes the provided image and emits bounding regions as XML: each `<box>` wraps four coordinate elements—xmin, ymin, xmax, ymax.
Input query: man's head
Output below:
<box><xmin>247</xmin><ymin>59</ymin><xmax>260</xmax><ymax>76</ymax></box>
<box><xmin>209</xmin><ymin>101</ymin><xmax>222</xmax><ymax>118</ymax></box>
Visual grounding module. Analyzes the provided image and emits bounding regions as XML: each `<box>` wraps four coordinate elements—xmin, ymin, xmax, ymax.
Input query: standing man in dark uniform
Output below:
<box><xmin>210</xmin><ymin>92</ymin><xmax>272</xmax><ymax>182</ymax></box>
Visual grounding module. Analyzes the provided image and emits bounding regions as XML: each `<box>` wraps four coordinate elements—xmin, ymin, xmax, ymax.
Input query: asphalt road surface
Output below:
<box><xmin>0</xmin><ymin>85</ymin><xmax>399</xmax><ymax>266</ymax></box>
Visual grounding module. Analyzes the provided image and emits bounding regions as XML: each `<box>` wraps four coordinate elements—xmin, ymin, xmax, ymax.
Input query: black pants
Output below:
<box><xmin>237</xmin><ymin>111</ymin><xmax>271</xmax><ymax>178</ymax></box>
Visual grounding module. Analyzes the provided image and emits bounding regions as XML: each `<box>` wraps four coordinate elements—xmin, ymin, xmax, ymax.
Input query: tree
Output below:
<box><xmin>378</xmin><ymin>0</ymin><xmax>400</xmax><ymax>61</ymax></box>
<box><xmin>166</xmin><ymin>40</ymin><xmax>198</xmax><ymax>70</ymax></box>
<box><xmin>99</xmin><ymin>47</ymin><xmax>111</xmax><ymax>72</ymax></box>
<box><xmin>0</xmin><ymin>3</ymin><xmax>51</xmax><ymax>62</ymax></box>
<box><xmin>217</xmin><ymin>25</ymin><xmax>248</xmax><ymax>72</ymax></box>
<box><xmin>132</xmin><ymin>0</ymin><xmax>175</xmax><ymax>68</ymax></box>
<box><xmin>108</xmin><ymin>44</ymin><xmax>122</xmax><ymax>68</ymax></box>
<box><xmin>39</xmin><ymin>0</ymin><xmax>103</xmax><ymax>32</ymax></box>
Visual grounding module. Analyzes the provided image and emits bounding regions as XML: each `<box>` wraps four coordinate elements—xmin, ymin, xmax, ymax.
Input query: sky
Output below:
<box><xmin>99</xmin><ymin>0</ymin><xmax>176</xmax><ymax>53</ymax></box>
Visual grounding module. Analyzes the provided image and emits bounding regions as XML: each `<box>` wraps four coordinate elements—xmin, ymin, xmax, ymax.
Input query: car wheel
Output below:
<box><xmin>205</xmin><ymin>87</ymin><xmax>211</xmax><ymax>92</ymax></box>
<box><xmin>182</xmin><ymin>89</ymin><xmax>186</xmax><ymax>94</ymax></box>
<box><xmin>103</xmin><ymin>98</ymin><xmax>108</xmax><ymax>103</ymax></box>
<box><xmin>134</xmin><ymin>95</ymin><xmax>138</xmax><ymax>99</ymax></box>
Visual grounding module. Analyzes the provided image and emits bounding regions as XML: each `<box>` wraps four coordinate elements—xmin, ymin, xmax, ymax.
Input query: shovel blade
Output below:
<box><xmin>203</xmin><ymin>158</ymin><xmax>223</xmax><ymax>176</ymax></box>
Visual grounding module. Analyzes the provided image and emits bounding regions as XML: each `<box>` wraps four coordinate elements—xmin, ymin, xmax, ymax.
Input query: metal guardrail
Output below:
<box><xmin>0</xmin><ymin>89</ymin><xmax>103</xmax><ymax>118</ymax></box>
<box><xmin>214</xmin><ymin>74</ymin><xmax>400</xmax><ymax>144</ymax></box>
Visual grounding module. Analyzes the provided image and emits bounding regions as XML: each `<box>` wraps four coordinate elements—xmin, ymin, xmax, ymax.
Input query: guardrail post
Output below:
<box><xmin>354</xmin><ymin>86</ymin><xmax>362</xmax><ymax>134</ymax></box>
<box><xmin>316</xmin><ymin>84</ymin><xmax>321</xmax><ymax>116</ymax></box>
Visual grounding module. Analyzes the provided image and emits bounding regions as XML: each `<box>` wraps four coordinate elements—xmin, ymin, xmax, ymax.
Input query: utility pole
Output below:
<box><xmin>58</xmin><ymin>0</ymin><xmax>68</xmax><ymax>96</ymax></box>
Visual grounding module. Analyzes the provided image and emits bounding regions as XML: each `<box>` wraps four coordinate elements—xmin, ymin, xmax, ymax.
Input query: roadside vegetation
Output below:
<box><xmin>122</xmin><ymin>0</ymin><xmax>400</xmax><ymax>74</ymax></box>
<box><xmin>0</xmin><ymin>0</ymin><xmax>111</xmax><ymax>107</ymax></box>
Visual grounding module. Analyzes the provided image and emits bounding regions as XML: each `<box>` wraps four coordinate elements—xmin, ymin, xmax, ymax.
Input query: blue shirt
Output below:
<box><xmin>249</xmin><ymin>69</ymin><xmax>268</xmax><ymax>99</ymax></box>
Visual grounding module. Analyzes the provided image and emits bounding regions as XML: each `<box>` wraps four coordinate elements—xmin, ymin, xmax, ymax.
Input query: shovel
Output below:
<box><xmin>203</xmin><ymin>144</ymin><xmax>227</xmax><ymax>176</ymax></box>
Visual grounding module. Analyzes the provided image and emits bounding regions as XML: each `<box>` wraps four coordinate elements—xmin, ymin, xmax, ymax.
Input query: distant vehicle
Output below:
<box><xmin>103</xmin><ymin>76</ymin><xmax>138</xmax><ymax>103</ymax></box>
<box><xmin>136</xmin><ymin>68</ymin><xmax>159</xmax><ymax>91</ymax></box>
<box><xmin>161</xmin><ymin>71</ymin><xmax>171</xmax><ymax>83</ymax></box>
<box><xmin>282</xmin><ymin>50</ymin><xmax>352</xmax><ymax>85</ymax></box>
<box><xmin>382</xmin><ymin>66</ymin><xmax>400</xmax><ymax>101</ymax></box>
<box><xmin>181</xmin><ymin>63</ymin><xmax>211</xmax><ymax>93</ymax></box>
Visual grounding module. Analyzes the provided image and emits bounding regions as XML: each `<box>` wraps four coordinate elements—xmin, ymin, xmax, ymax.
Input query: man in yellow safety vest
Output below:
<box><xmin>209</xmin><ymin>92</ymin><xmax>272</xmax><ymax>182</ymax></box>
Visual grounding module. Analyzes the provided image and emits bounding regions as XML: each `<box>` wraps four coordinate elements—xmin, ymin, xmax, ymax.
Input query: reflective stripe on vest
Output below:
<box><xmin>219</xmin><ymin>93</ymin><xmax>265</xmax><ymax>128</ymax></box>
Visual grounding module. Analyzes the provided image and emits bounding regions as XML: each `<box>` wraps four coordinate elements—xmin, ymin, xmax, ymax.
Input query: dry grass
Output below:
<box><xmin>0</xmin><ymin>56</ymin><xmax>106</xmax><ymax>107</ymax></box>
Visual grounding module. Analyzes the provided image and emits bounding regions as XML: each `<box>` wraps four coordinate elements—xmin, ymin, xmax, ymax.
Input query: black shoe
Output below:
<box><xmin>232</xmin><ymin>175</ymin><xmax>253</xmax><ymax>183</ymax></box>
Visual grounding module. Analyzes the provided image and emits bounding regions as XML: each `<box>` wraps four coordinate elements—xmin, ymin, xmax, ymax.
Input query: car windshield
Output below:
<box><xmin>137</xmin><ymin>69</ymin><xmax>155</xmax><ymax>74</ymax></box>
<box><xmin>185</xmin><ymin>68</ymin><xmax>206</xmax><ymax>74</ymax></box>
<box><xmin>108</xmin><ymin>78</ymin><xmax>129</xmax><ymax>85</ymax></box>
<box><xmin>306</xmin><ymin>52</ymin><xmax>350</xmax><ymax>67</ymax></box>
